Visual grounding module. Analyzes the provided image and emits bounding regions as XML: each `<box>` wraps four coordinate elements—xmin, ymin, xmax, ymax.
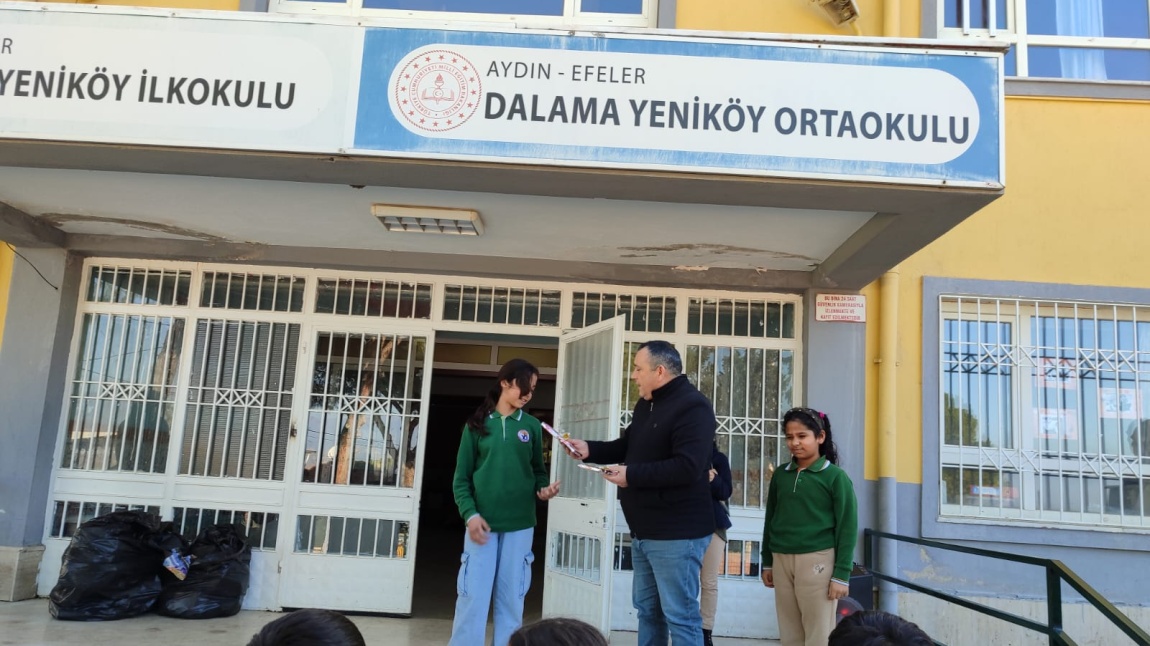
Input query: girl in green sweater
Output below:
<box><xmin>449</xmin><ymin>359</ymin><xmax>562</xmax><ymax>646</ymax></box>
<box><xmin>761</xmin><ymin>407</ymin><xmax>858</xmax><ymax>646</ymax></box>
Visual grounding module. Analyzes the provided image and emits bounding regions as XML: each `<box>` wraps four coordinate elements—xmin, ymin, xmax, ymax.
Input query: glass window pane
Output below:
<box><xmin>1027</xmin><ymin>0</ymin><xmax>1148</xmax><ymax>39</ymax></box>
<box><xmin>944</xmin><ymin>0</ymin><xmax>1005</xmax><ymax>30</ymax></box>
<box><xmin>362</xmin><ymin>0</ymin><xmax>564</xmax><ymax>15</ymax></box>
<box><xmin>1029</xmin><ymin>46</ymin><xmax>1150</xmax><ymax>82</ymax></box>
<box><xmin>581</xmin><ymin>0</ymin><xmax>642</xmax><ymax>14</ymax></box>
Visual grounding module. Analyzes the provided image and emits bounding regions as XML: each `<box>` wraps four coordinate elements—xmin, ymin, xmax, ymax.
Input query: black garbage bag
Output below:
<box><xmin>157</xmin><ymin>523</ymin><xmax>251</xmax><ymax>619</ymax></box>
<box><xmin>49</xmin><ymin>510</ymin><xmax>183</xmax><ymax>621</ymax></box>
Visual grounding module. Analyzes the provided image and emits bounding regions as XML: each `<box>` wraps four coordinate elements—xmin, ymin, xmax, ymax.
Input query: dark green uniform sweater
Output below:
<box><xmin>453</xmin><ymin>409</ymin><xmax>550</xmax><ymax>533</ymax></box>
<box><xmin>761</xmin><ymin>455</ymin><xmax>858</xmax><ymax>584</ymax></box>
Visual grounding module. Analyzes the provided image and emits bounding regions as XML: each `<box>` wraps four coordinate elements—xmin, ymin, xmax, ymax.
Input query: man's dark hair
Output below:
<box><xmin>246</xmin><ymin>608</ymin><xmax>366</xmax><ymax>646</ymax></box>
<box><xmin>638</xmin><ymin>340</ymin><xmax>682</xmax><ymax>377</ymax></box>
<box><xmin>509</xmin><ymin>617</ymin><xmax>609</xmax><ymax>646</ymax></box>
<box><xmin>828</xmin><ymin>610</ymin><xmax>933</xmax><ymax>646</ymax></box>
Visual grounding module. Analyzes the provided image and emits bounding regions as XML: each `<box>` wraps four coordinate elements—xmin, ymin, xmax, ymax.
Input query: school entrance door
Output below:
<box><xmin>541</xmin><ymin>316</ymin><xmax>625</xmax><ymax>633</ymax></box>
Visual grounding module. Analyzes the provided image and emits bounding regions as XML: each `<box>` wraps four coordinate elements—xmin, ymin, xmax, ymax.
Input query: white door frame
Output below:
<box><xmin>276</xmin><ymin>319</ymin><xmax>435</xmax><ymax>612</ymax></box>
<box><xmin>541</xmin><ymin>315</ymin><xmax>626</xmax><ymax>633</ymax></box>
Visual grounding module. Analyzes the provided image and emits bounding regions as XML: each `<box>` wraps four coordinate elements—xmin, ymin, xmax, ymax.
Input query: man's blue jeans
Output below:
<box><xmin>631</xmin><ymin>535</ymin><xmax>711</xmax><ymax>646</ymax></box>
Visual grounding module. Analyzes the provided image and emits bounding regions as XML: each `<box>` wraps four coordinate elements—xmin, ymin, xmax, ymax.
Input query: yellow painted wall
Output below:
<box><xmin>864</xmin><ymin>96</ymin><xmax>1150</xmax><ymax>483</ymax></box>
<box><xmin>22</xmin><ymin>0</ymin><xmax>240</xmax><ymax>10</ymax></box>
<box><xmin>0</xmin><ymin>242</ymin><xmax>13</xmax><ymax>353</ymax></box>
<box><xmin>677</xmin><ymin>0</ymin><xmax>920</xmax><ymax>38</ymax></box>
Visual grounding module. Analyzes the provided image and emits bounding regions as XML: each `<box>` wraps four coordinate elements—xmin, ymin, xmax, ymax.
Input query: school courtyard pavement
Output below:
<box><xmin>0</xmin><ymin>599</ymin><xmax>780</xmax><ymax>645</ymax></box>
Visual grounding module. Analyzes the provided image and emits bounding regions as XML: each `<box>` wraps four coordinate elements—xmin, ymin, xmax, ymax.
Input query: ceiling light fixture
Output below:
<box><xmin>810</xmin><ymin>0</ymin><xmax>861</xmax><ymax>27</ymax></box>
<box><xmin>372</xmin><ymin>204</ymin><xmax>484</xmax><ymax>236</ymax></box>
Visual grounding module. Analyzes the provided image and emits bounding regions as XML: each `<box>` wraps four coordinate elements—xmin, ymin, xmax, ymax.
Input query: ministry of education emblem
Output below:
<box><xmin>392</xmin><ymin>49</ymin><xmax>482</xmax><ymax>133</ymax></box>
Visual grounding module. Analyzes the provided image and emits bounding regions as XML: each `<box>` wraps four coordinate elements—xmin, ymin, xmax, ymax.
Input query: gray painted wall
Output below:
<box><xmin>0</xmin><ymin>249</ymin><xmax>79</xmax><ymax>547</ymax></box>
<box><xmin>802</xmin><ymin>289</ymin><xmax>869</xmax><ymax>565</ymax></box>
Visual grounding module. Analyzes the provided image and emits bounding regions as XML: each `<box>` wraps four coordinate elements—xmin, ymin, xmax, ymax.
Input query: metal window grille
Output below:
<box><xmin>180</xmin><ymin>320</ymin><xmax>298</xmax><ymax>480</ymax></box>
<box><xmin>687</xmin><ymin>298</ymin><xmax>796</xmax><ymax>339</ymax></box>
<box><xmin>200</xmin><ymin>272</ymin><xmax>305</xmax><ymax>312</ymax></box>
<box><xmin>687</xmin><ymin>345</ymin><xmax>793</xmax><ymax>510</ymax></box>
<box><xmin>442</xmin><ymin>284</ymin><xmax>561</xmax><ymax>326</ymax></box>
<box><xmin>571</xmin><ymin>293</ymin><xmax>676</xmax><ymax>333</ymax></box>
<box><xmin>61</xmin><ymin>314</ymin><xmax>184</xmax><ymax>472</ymax></box>
<box><xmin>49</xmin><ymin>500</ymin><xmax>161</xmax><ymax>538</ymax></box>
<box><xmin>551</xmin><ymin>531</ymin><xmax>602</xmax><ymax>583</ymax></box>
<box><xmin>86</xmin><ymin>266</ymin><xmax>191</xmax><ymax>306</ymax></box>
<box><xmin>304</xmin><ymin>333</ymin><xmax>424</xmax><ymax>488</ymax></box>
<box><xmin>720</xmin><ymin>539</ymin><xmax>764</xmax><ymax>579</ymax></box>
<box><xmin>172</xmin><ymin>507</ymin><xmax>279</xmax><ymax>550</ymax></box>
<box><xmin>940</xmin><ymin>296</ymin><xmax>1150</xmax><ymax>528</ymax></box>
<box><xmin>294</xmin><ymin>515</ymin><xmax>408</xmax><ymax>558</ymax></box>
<box><xmin>611</xmin><ymin>533</ymin><xmax>763</xmax><ymax>579</ymax></box>
<box><xmin>315</xmin><ymin>279</ymin><xmax>432</xmax><ymax>319</ymax></box>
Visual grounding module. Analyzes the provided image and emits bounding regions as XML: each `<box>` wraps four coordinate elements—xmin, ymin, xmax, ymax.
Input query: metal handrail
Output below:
<box><xmin>863</xmin><ymin>529</ymin><xmax>1150</xmax><ymax>646</ymax></box>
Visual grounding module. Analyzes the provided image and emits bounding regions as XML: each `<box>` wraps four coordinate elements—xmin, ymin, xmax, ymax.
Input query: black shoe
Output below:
<box><xmin>703</xmin><ymin>628</ymin><xmax>714</xmax><ymax>646</ymax></box>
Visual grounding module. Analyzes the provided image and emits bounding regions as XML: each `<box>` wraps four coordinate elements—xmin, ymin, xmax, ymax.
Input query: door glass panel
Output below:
<box><xmin>304</xmin><ymin>333</ymin><xmax>426</xmax><ymax>488</ymax></box>
<box><xmin>687</xmin><ymin>344</ymin><xmax>793</xmax><ymax>509</ymax></box>
<box><xmin>62</xmin><ymin>314</ymin><xmax>183</xmax><ymax>472</ymax></box>
<box><xmin>294</xmin><ymin>515</ymin><xmax>408</xmax><ymax>558</ymax></box>
<box><xmin>554</xmin><ymin>327</ymin><xmax>615</xmax><ymax>500</ymax></box>
<box><xmin>180</xmin><ymin>320</ymin><xmax>299</xmax><ymax>480</ymax></box>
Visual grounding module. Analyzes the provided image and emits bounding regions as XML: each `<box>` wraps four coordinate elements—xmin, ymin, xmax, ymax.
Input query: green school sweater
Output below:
<box><xmin>453</xmin><ymin>409</ymin><xmax>550</xmax><ymax>533</ymax></box>
<box><xmin>761</xmin><ymin>456</ymin><xmax>859</xmax><ymax>584</ymax></box>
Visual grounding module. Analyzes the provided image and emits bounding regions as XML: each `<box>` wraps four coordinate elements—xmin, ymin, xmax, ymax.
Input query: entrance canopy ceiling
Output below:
<box><xmin>0</xmin><ymin>5</ymin><xmax>1005</xmax><ymax>291</ymax></box>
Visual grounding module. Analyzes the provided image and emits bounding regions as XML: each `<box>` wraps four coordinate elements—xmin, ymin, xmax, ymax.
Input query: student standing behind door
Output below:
<box><xmin>701</xmin><ymin>441</ymin><xmax>733</xmax><ymax>646</ymax></box>
<box><xmin>449</xmin><ymin>359</ymin><xmax>562</xmax><ymax>646</ymax></box>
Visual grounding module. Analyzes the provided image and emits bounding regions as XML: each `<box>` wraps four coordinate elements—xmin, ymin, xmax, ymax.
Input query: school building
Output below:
<box><xmin>0</xmin><ymin>0</ymin><xmax>1145</xmax><ymax>643</ymax></box>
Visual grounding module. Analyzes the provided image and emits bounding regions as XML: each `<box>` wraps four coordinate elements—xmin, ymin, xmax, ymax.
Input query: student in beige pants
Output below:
<box><xmin>761</xmin><ymin>408</ymin><xmax>858</xmax><ymax>646</ymax></box>
<box><xmin>701</xmin><ymin>442</ymin><xmax>732</xmax><ymax>646</ymax></box>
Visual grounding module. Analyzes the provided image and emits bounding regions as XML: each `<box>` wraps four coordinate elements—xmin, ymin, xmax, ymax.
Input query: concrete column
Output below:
<box><xmin>801</xmin><ymin>288</ymin><xmax>869</xmax><ymax>562</ymax></box>
<box><xmin>0</xmin><ymin>248</ymin><xmax>79</xmax><ymax>601</ymax></box>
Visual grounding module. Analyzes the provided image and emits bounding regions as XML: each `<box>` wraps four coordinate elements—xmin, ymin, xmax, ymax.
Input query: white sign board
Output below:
<box><xmin>355</xmin><ymin>28</ymin><xmax>1003</xmax><ymax>187</ymax></box>
<box><xmin>0</xmin><ymin>11</ymin><xmax>355</xmax><ymax>153</ymax></box>
<box><xmin>815</xmin><ymin>294</ymin><xmax>866</xmax><ymax>322</ymax></box>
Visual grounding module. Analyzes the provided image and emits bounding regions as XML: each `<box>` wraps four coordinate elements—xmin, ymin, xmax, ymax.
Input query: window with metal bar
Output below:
<box><xmin>61</xmin><ymin>314</ymin><xmax>184</xmax><ymax>473</ymax></box>
<box><xmin>315</xmin><ymin>279</ymin><xmax>432</xmax><ymax>319</ymax></box>
<box><xmin>938</xmin><ymin>0</ymin><xmax>1150</xmax><ymax>81</ymax></box>
<box><xmin>685</xmin><ymin>345</ymin><xmax>794</xmax><ymax>510</ymax></box>
<box><xmin>200</xmin><ymin>272</ymin><xmax>305</xmax><ymax>312</ymax></box>
<box><xmin>304</xmin><ymin>333</ymin><xmax>425</xmax><ymax>488</ymax></box>
<box><xmin>294</xmin><ymin>515</ymin><xmax>409</xmax><ymax>558</ymax></box>
<box><xmin>551</xmin><ymin>531</ymin><xmax>603</xmax><ymax>583</ymax></box>
<box><xmin>571</xmin><ymin>293</ymin><xmax>676</xmax><ymax>333</ymax></box>
<box><xmin>49</xmin><ymin>500</ymin><xmax>161</xmax><ymax>538</ymax></box>
<box><xmin>442</xmin><ymin>284</ymin><xmax>561</xmax><ymax>327</ymax></box>
<box><xmin>172</xmin><ymin>507</ymin><xmax>279</xmax><ymax>550</ymax></box>
<box><xmin>941</xmin><ymin>296</ymin><xmax>1150</xmax><ymax>528</ymax></box>
<box><xmin>86</xmin><ymin>266</ymin><xmax>191</xmax><ymax>306</ymax></box>
<box><xmin>612</xmin><ymin>532</ymin><xmax>763</xmax><ymax>579</ymax></box>
<box><xmin>180</xmin><ymin>320</ymin><xmax>299</xmax><ymax>480</ymax></box>
<box><xmin>687</xmin><ymin>298</ymin><xmax>796</xmax><ymax>339</ymax></box>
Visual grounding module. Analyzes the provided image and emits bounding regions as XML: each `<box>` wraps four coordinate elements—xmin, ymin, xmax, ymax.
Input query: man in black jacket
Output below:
<box><xmin>564</xmin><ymin>340</ymin><xmax>716</xmax><ymax>646</ymax></box>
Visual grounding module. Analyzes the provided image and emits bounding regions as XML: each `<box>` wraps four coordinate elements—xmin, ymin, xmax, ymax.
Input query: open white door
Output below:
<box><xmin>542</xmin><ymin>316</ymin><xmax>625</xmax><ymax>634</ymax></box>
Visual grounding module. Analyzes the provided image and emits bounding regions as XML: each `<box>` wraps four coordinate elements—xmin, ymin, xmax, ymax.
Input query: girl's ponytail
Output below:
<box><xmin>819</xmin><ymin>412</ymin><xmax>839</xmax><ymax>465</ymax></box>
<box><xmin>466</xmin><ymin>384</ymin><xmax>502</xmax><ymax>437</ymax></box>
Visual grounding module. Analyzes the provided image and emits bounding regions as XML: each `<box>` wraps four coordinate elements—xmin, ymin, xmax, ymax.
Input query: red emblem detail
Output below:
<box><xmin>392</xmin><ymin>49</ymin><xmax>483</xmax><ymax>133</ymax></box>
